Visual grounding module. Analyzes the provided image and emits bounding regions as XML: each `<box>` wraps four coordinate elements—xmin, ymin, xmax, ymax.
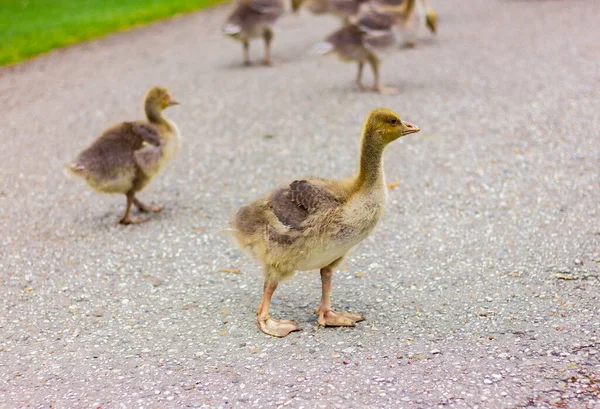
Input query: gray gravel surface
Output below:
<box><xmin>1</xmin><ymin>0</ymin><xmax>599</xmax><ymax>408</ymax></box>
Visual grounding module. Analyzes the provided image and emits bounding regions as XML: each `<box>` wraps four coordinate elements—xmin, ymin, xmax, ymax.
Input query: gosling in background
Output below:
<box><xmin>315</xmin><ymin>9</ymin><xmax>400</xmax><ymax>93</ymax></box>
<box><xmin>68</xmin><ymin>87</ymin><xmax>181</xmax><ymax>225</ymax></box>
<box><xmin>373</xmin><ymin>0</ymin><xmax>437</xmax><ymax>46</ymax></box>
<box><xmin>223</xmin><ymin>0</ymin><xmax>301</xmax><ymax>65</ymax></box>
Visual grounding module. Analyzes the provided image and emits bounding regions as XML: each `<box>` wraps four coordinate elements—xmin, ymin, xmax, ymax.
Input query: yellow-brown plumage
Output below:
<box><xmin>231</xmin><ymin>108</ymin><xmax>420</xmax><ymax>337</ymax></box>
<box><xmin>301</xmin><ymin>0</ymin><xmax>369</xmax><ymax>23</ymax></box>
<box><xmin>222</xmin><ymin>0</ymin><xmax>286</xmax><ymax>65</ymax></box>
<box><xmin>68</xmin><ymin>86</ymin><xmax>181</xmax><ymax>225</ymax></box>
<box><xmin>374</xmin><ymin>0</ymin><xmax>438</xmax><ymax>45</ymax></box>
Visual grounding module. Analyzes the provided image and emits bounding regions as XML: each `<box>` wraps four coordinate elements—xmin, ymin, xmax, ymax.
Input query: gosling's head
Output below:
<box><xmin>144</xmin><ymin>86</ymin><xmax>180</xmax><ymax>110</ymax></box>
<box><xmin>364</xmin><ymin>108</ymin><xmax>420</xmax><ymax>145</ymax></box>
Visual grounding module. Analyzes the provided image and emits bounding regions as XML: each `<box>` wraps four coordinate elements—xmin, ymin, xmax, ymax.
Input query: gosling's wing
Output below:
<box><xmin>356</xmin><ymin>9</ymin><xmax>395</xmax><ymax>31</ymax></box>
<box><xmin>70</xmin><ymin>123</ymin><xmax>143</xmax><ymax>175</ymax></box>
<box><xmin>321</xmin><ymin>24</ymin><xmax>364</xmax><ymax>55</ymax></box>
<box><xmin>129</xmin><ymin>121</ymin><xmax>165</xmax><ymax>176</ymax></box>
<box><xmin>370</xmin><ymin>0</ymin><xmax>402</xmax><ymax>6</ymax></box>
<box><xmin>269</xmin><ymin>179</ymin><xmax>339</xmax><ymax>230</ymax></box>
<box><xmin>133</xmin><ymin>144</ymin><xmax>162</xmax><ymax>177</ymax></box>
<box><xmin>130</xmin><ymin>123</ymin><xmax>161</xmax><ymax>146</ymax></box>
<box><xmin>329</xmin><ymin>0</ymin><xmax>363</xmax><ymax>17</ymax></box>
<box><xmin>251</xmin><ymin>0</ymin><xmax>285</xmax><ymax>16</ymax></box>
<box><xmin>356</xmin><ymin>10</ymin><xmax>397</xmax><ymax>50</ymax></box>
<box><xmin>225</xmin><ymin>0</ymin><xmax>284</xmax><ymax>31</ymax></box>
<box><xmin>288</xmin><ymin>180</ymin><xmax>340</xmax><ymax>214</ymax></box>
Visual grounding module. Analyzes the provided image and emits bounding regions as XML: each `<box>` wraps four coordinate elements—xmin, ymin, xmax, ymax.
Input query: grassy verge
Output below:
<box><xmin>0</xmin><ymin>0</ymin><xmax>226</xmax><ymax>66</ymax></box>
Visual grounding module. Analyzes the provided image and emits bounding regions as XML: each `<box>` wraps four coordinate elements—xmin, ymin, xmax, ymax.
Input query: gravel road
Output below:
<box><xmin>1</xmin><ymin>0</ymin><xmax>599</xmax><ymax>407</ymax></box>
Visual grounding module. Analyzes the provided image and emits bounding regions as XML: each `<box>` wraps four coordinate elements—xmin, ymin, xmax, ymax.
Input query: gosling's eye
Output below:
<box><xmin>390</xmin><ymin>118</ymin><xmax>398</xmax><ymax>125</ymax></box>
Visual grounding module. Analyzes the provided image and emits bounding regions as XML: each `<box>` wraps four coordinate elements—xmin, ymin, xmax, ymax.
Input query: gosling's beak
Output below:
<box><xmin>400</xmin><ymin>120</ymin><xmax>420</xmax><ymax>136</ymax></box>
<box><xmin>168</xmin><ymin>97</ymin><xmax>180</xmax><ymax>106</ymax></box>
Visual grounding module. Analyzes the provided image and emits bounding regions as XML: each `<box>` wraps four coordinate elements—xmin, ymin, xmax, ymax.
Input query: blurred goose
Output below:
<box><xmin>373</xmin><ymin>0</ymin><xmax>437</xmax><ymax>46</ymax></box>
<box><xmin>315</xmin><ymin>9</ymin><xmax>400</xmax><ymax>93</ymax></box>
<box><xmin>302</xmin><ymin>0</ymin><xmax>369</xmax><ymax>23</ymax></box>
<box><xmin>231</xmin><ymin>108</ymin><xmax>420</xmax><ymax>337</ymax></box>
<box><xmin>68</xmin><ymin>87</ymin><xmax>180</xmax><ymax>225</ymax></box>
<box><xmin>223</xmin><ymin>0</ymin><xmax>298</xmax><ymax>65</ymax></box>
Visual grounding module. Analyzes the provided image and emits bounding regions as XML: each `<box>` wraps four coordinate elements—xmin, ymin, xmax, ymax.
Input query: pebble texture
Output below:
<box><xmin>1</xmin><ymin>0</ymin><xmax>599</xmax><ymax>408</ymax></box>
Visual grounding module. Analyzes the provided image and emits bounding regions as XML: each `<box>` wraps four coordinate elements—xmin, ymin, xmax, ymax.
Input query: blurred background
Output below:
<box><xmin>0</xmin><ymin>0</ymin><xmax>225</xmax><ymax>66</ymax></box>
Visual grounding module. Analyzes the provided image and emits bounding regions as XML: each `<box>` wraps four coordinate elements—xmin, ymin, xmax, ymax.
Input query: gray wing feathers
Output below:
<box><xmin>252</xmin><ymin>0</ymin><xmax>284</xmax><ymax>16</ymax></box>
<box><xmin>226</xmin><ymin>0</ymin><xmax>284</xmax><ymax>27</ymax></box>
<box><xmin>131</xmin><ymin>123</ymin><xmax>161</xmax><ymax>146</ymax></box>
<box><xmin>358</xmin><ymin>10</ymin><xmax>397</xmax><ymax>50</ymax></box>
<box><xmin>71</xmin><ymin>122</ymin><xmax>161</xmax><ymax>178</ymax></box>
<box><xmin>270</xmin><ymin>180</ymin><xmax>339</xmax><ymax>230</ymax></box>
<box><xmin>357</xmin><ymin>9</ymin><xmax>395</xmax><ymax>31</ymax></box>
<box><xmin>329</xmin><ymin>0</ymin><xmax>365</xmax><ymax>17</ymax></box>
<box><xmin>364</xmin><ymin>30</ymin><xmax>396</xmax><ymax>50</ymax></box>
<box><xmin>131</xmin><ymin>123</ymin><xmax>163</xmax><ymax>176</ymax></box>
<box><xmin>325</xmin><ymin>24</ymin><xmax>363</xmax><ymax>50</ymax></box>
<box><xmin>324</xmin><ymin>10</ymin><xmax>396</xmax><ymax>54</ymax></box>
<box><xmin>288</xmin><ymin>180</ymin><xmax>338</xmax><ymax>214</ymax></box>
<box><xmin>134</xmin><ymin>145</ymin><xmax>162</xmax><ymax>177</ymax></box>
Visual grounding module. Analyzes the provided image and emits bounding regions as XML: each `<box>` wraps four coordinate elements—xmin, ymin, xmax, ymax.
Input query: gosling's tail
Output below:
<box><xmin>66</xmin><ymin>162</ymin><xmax>86</xmax><ymax>177</ymax></box>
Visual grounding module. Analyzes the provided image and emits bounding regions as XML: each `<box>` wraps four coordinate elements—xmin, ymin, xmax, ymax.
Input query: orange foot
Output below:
<box><xmin>317</xmin><ymin>307</ymin><xmax>365</xmax><ymax>327</ymax></box>
<box><xmin>119</xmin><ymin>215</ymin><xmax>150</xmax><ymax>225</ymax></box>
<box><xmin>134</xmin><ymin>200</ymin><xmax>164</xmax><ymax>213</ymax></box>
<box><xmin>258</xmin><ymin>317</ymin><xmax>301</xmax><ymax>337</ymax></box>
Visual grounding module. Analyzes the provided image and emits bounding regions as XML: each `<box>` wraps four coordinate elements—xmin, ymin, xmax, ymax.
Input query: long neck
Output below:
<box><xmin>145</xmin><ymin>101</ymin><xmax>165</xmax><ymax>125</ymax></box>
<box><xmin>354</xmin><ymin>134</ymin><xmax>386</xmax><ymax>191</ymax></box>
<box><xmin>403</xmin><ymin>0</ymin><xmax>416</xmax><ymax>17</ymax></box>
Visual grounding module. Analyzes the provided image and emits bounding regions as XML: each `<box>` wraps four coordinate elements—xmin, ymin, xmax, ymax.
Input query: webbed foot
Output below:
<box><xmin>316</xmin><ymin>307</ymin><xmax>364</xmax><ymax>327</ymax></box>
<box><xmin>355</xmin><ymin>81</ymin><xmax>367</xmax><ymax>92</ymax></box>
<box><xmin>119</xmin><ymin>215</ymin><xmax>150</xmax><ymax>225</ymax></box>
<box><xmin>134</xmin><ymin>198</ymin><xmax>164</xmax><ymax>213</ymax></box>
<box><xmin>375</xmin><ymin>86</ymin><xmax>400</xmax><ymax>95</ymax></box>
<box><xmin>258</xmin><ymin>317</ymin><xmax>301</xmax><ymax>337</ymax></box>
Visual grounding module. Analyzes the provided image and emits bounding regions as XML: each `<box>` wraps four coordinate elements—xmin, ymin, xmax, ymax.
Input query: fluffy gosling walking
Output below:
<box><xmin>231</xmin><ymin>108</ymin><xmax>419</xmax><ymax>337</ymax></box>
<box><xmin>68</xmin><ymin>87</ymin><xmax>181</xmax><ymax>225</ymax></box>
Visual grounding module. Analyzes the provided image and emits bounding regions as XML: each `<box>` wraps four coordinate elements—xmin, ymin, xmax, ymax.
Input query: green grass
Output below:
<box><xmin>0</xmin><ymin>0</ymin><xmax>226</xmax><ymax>66</ymax></box>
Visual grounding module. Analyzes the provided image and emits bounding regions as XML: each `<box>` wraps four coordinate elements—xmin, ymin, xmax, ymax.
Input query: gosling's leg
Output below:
<box><xmin>405</xmin><ymin>14</ymin><xmax>419</xmax><ymax>48</ymax></box>
<box><xmin>133</xmin><ymin>197</ymin><xmax>164</xmax><ymax>213</ymax></box>
<box><xmin>257</xmin><ymin>275</ymin><xmax>301</xmax><ymax>337</ymax></box>
<box><xmin>355</xmin><ymin>61</ymin><xmax>365</xmax><ymax>91</ymax></box>
<box><xmin>243</xmin><ymin>40</ymin><xmax>251</xmax><ymax>66</ymax></box>
<box><xmin>263</xmin><ymin>27</ymin><xmax>274</xmax><ymax>65</ymax></box>
<box><xmin>368</xmin><ymin>53</ymin><xmax>398</xmax><ymax>95</ymax></box>
<box><xmin>316</xmin><ymin>266</ymin><xmax>364</xmax><ymax>327</ymax></box>
<box><xmin>119</xmin><ymin>191</ymin><xmax>149</xmax><ymax>225</ymax></box>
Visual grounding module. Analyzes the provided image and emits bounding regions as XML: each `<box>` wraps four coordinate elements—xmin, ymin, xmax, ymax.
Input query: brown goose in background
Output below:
<box><xmin>223</xmin><ymin>0</ymin><xmax>300</xmax><ymax>65</ymax></box>
<box><xmin>373</xmin><ymin>0</ymin><xmax>437</xmax><ymax>46</ymax></box>
<box><xmin>68</xmin><ymin>87</ymin><xmax>181</xmax><ymax>225</ymax></box>
<box><xmin>231</xmin><ymin>109</ymin><xmax>420</xmax><ymax>337</ymax></box>
<box><xmin>315</xmin><ymin>9</ymin><xmax>400</xmax><ymax>93</ymax></box>
<box><xmin>301</xmin><ymin>0</ymin><xmax>369</xmax><ymax>23</ymax></box>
